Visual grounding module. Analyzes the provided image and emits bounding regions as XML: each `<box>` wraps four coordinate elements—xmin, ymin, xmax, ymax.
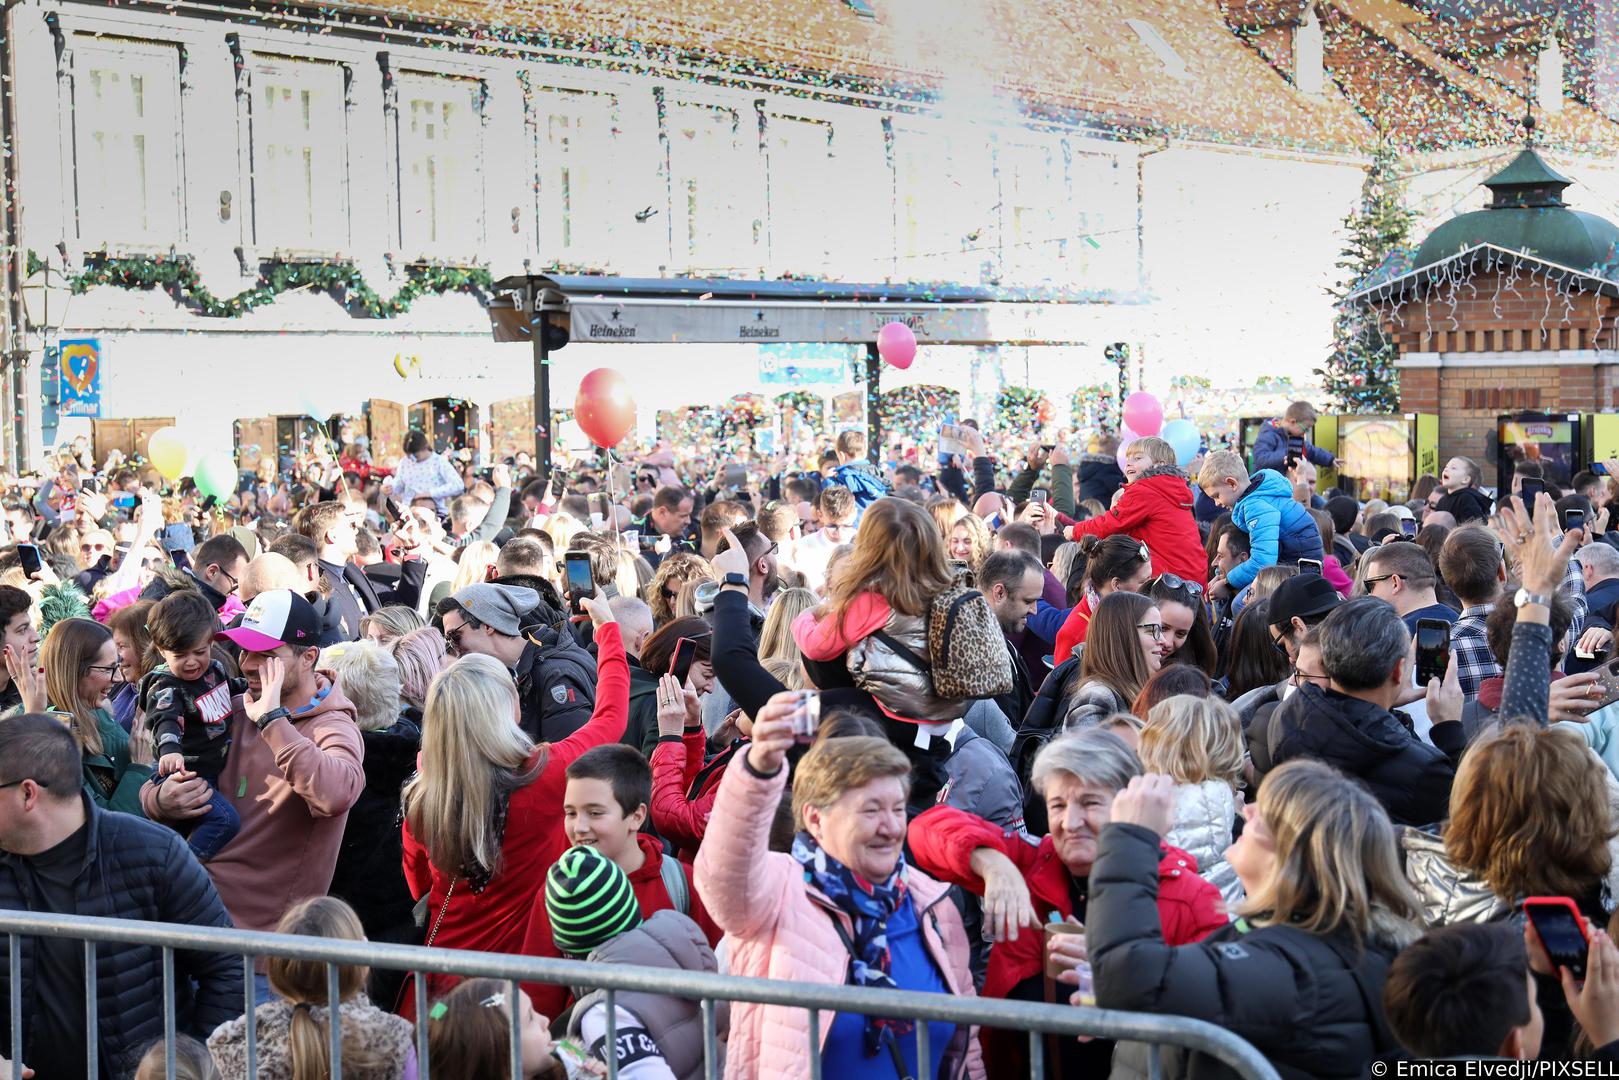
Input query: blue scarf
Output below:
<box><xmin>792</xmin><ymin>830</ymin><xmax>912</xmax><ymax>1055</ymax></box>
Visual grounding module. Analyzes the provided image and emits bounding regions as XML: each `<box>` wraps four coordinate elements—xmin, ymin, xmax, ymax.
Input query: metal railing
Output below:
<box><xmin>0</xmin><ymin>908</ymin><xmax>1281</xmax><ymax>1080</ymax></box>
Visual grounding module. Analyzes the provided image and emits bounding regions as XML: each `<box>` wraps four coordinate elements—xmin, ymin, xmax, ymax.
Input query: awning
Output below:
<box><xmin>487</xmin><ymin>274</ymin><xmax>1136</xmax><ymax>347</ymax></box>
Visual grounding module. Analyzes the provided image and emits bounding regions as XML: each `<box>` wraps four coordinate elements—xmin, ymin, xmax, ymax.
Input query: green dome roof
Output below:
<box><xmin>1412</xmin><ymin>147</ymin><xmax>1619</xmax><ymax>275</ymax></box>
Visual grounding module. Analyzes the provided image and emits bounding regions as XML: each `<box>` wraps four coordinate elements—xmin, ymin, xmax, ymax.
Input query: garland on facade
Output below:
<box><xmin>1071</xmin><ymin>383</ymin><xmax>1116</xmax><ymax>432</ymax></box>
<box><xmin>995</xmin><ymin>386</ymin><xmax>1054</xmax><ymax>437</ymax></box>
<box><xmin>55</xmin><ymin>253</ymin><xmax>493</xmax><ymax>319</ymax></box>
<box><xmin>878</xmin><ymin>384</ymin><xmax>959</xmax><ymax>443</ymax></box>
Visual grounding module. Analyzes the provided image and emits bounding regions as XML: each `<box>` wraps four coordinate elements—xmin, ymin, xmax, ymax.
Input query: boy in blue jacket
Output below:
<box><xmin>825</xmin><ymin>429</ymin><xmax>889</xmax><ymax>523</ymax></box>
<box><xmin>1252</xmin><ymin>400</ymin><xmax>1335</xmax><ymax>474</ymax></box>
<box><xmin>1199</xmin><ymin>450</ymin><xmax>1324</xmax><ymax>601</ymax></box>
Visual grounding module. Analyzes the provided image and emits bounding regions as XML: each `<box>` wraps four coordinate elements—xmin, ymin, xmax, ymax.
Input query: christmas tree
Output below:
<box><xmin>1318</xmin><ymin>135</ymin><xmax>1415</xmax><ymax>414</ymax></box>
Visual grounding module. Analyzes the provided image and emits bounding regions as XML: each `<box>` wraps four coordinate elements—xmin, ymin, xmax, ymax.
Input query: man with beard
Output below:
<box><xmin>714</xmin><ymin>522</ymin><xmax>778</xmax><ymax>629</ymax></box>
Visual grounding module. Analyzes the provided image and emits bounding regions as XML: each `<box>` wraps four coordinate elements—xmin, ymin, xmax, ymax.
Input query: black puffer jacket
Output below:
<box><xmin>1078</xmin><ymin>453</ymin><xmax>1125</xmax><ymax>507</ymax></box>
<box><xmin>329</xmin><ymin>712</ymin><xmax>422</xmax><ymax>1009</ymax></box>
<box><xmin>0</xmin><ymin>796</ymin><xmax>241</xmax><ymax>1076</ymax></box>
<box><xmin>1089</xmin><ymin>822</ymin><xmax>1406</xmax><ymax>1080</ymax></box>
<box><xmin>1432</xmin><ymin>485</ymin><xmax>1494</xmax><ymax>525</ymax></box>
<box><xmin>1269</xmin><ymin>683</ymin><xmax>1464</xmax><ymax>827</ymax></box>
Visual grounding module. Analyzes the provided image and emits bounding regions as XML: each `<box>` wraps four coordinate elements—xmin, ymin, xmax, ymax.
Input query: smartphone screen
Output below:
<box><xmin>1030</xmin><ymin>488</ymin><xmax>1049</xmax><ymax>505</ymax></box>
<box><xmin>670</xmin><ymin>636</ymin><xmax>698</xmax><ymax>685</ymax></box>
<box><xmin>1298</xmin><ymin>559</ymin><xmax>1323</xmax><ymax>574</ymax></box>
<box><xmin>16</xmin><ymin>544</ymin><xmax>42</xmax><ymax>577</ymax></box>
<box><xmin>169</xmin><ymin>548</ymin><xmax>192</xmax><ymax>572</ymax></box>
<box><xmin>1525</xmin><ymin>900</ymin><xmax>1590</xmax><ymax>977</ymax></box>
<box><xmin>1521</xmin><ymin>478</ymin><xmax>1546</xmax><ymax>512</ymax></box>
<box><xmin>384</xmin><ymin>497</ymin><xmax>403</xmax><ymax>522</ymax></box>
<box><xmin>1414</xmin><ymin>618</ymin><xmax>1451</xmax><ymax>686</ymax></box>
<box><xmin>1400</xmin><ymin>518</ymin><xmax>1417</xmax><ymax>536</ymax></box>
<box><xmin>201</xmin><ymin>495</ymin><xmax>218</xmax><ymax>512</ymax></box>
<box><xmin>563</xmin><ymin>551</ymin><xmax>595</xmax><ymax>613</ymax></box>
<box><xmin>722</xmin><ymin>464</ymin><xmax>746</xmax><ymax>488</ymax></box>
<box><xmin>1565</xmin><ymin>508</ymin><xmax>1587</xmax><ymax>533</ymax></box>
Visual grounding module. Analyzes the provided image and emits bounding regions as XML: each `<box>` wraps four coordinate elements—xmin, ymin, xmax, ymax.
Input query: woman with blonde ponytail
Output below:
<box><xmin>208</xmin><ymin>897</ymin><xmax>414</xmax><ymax>1079</ymax></box>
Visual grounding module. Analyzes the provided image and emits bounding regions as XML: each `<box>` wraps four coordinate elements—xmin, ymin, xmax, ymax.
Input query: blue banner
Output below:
<box><xmin>57</xmin><ymin>338</ymin><xmax>103</xmax><ymax>418</ymax></box>
<box><xmin>758</xmin><ymin>343</ymin><xmax>856</xmax><ymax>385</ymax></box>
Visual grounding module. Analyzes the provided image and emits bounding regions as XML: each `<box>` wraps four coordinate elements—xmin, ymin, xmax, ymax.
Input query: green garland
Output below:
<box><xmin>58</xmin><ymin>253</ymin><xmax>493</xmax><ymax>319</ymax></box>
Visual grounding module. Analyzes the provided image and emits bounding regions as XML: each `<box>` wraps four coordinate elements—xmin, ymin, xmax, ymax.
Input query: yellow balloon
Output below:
<box><xmin>147</xmin><ymin>426</ymin><xmax>188</xmax><ymax>480</ymax></box>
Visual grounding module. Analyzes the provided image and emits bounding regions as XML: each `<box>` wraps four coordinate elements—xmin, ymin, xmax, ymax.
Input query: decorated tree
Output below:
<box><xmin>994</xmin><ymin>386</ymin><xmax>1054</xmax><ymax>439</ymax></box>
<box><xmin>878</xmin><ymin>385</ymin><xmax>960</xmax><ymax>442</ymax></box>
<box><xmin>1318</xmin><ymin>137</ymin><xmax>1416</xmax><ymax>414</ymax></box>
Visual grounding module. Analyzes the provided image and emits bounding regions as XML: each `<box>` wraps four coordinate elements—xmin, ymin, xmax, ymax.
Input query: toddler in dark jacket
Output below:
<box><xmin>137</xmin><ymin>590</ymin><xmax>245</xmax><ymax>860</ymax></box>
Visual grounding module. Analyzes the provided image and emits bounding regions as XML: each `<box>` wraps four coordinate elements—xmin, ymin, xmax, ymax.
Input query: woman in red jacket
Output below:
<box><xmin>909</xmin><ymin>726</ymin><xmax>1226</xmax><ymax>1077</ymax></box>
<box><xmin>399</xmin><ymin>595</ymin><xmax>627</xmax><ymax>1020</ymax></box>
<box><xmin>1051</xmin><ymin>535</ymin><xmax>1153</xmax><ymax>664</ymax></box>
<box><xmin>1058</xmin><ymin>436</ymin><xmax>1207</xmax><ymax>588</ymax></box>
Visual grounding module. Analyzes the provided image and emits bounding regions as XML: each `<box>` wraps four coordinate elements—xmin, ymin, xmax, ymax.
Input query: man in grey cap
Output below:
<box><xmin>436</xmin><ymin>582</ymin><xmax>598</xmax><ymax>741</ymax></box>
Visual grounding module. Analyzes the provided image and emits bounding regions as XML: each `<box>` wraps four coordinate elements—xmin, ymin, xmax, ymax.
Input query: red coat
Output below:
<box><xmin>398</xmin><ymin>622</ymin><xmax>630</xmax><ymax>1020</ymax></box>
<box><xmin>908</xmin><ymin>805</ymin><xmax>1226</xmax><ymax>1001</ymax></box>
<box><xmin>1052</xmin><ymin>594</ymin><xmax>1096</xmax><ymax>671</ymax></box>
<box><xmin>1061</xmin><ymin>470</ymin><xmax>1208</xmax><ymax>588</ymax></box>
<box><xmin>649</xmin><ymin>731</ymin><xmax>742</xmax><ymax>863</ymax></box>
<box><xmin>519</xmin><ymin>832</ymin><xmax>722</xmax><ymax>1017</ymax></box>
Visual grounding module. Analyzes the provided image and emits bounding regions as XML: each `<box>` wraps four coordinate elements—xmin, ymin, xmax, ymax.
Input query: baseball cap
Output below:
<box><xmin>1389</xmin><ymin>505</ymin><xmax>1416</xmax><ymax>522</ymax></box>
<box><xmin>1268</xmin><ymin>573</ymin><xmax>1342</xmax><ymax>628</ymax></box>
<box><xmin>217</xmin><ymin>588</ymin><xmax>320</xmax><ymax>653</ymax></box>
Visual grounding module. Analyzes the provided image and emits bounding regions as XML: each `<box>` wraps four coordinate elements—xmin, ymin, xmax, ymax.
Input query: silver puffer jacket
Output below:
<box><xmin>1061</xmin><ymin>679</ymin><xmax>1127</xmax><ymax>730</ymax></box>
<box><xmin>1166</xmin><ymin>779</ymin><xmax>1243</xmax><ymax>907</ymax></box>
<box><xmin>846</xmin><ymin>611</ymin><xmax>966</xmax><ymax>722</ymax></box>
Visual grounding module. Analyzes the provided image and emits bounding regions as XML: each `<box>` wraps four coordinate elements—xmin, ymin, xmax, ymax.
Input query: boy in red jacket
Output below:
<box><xmin>521</xmin><ymin>744</ymin><xmax>720</xmax><ymax>1014</ymax></box>
<box><xmin>1058</xmin><ymin>436</ymin><xmax>1207</xmax><ymax>586</ymax></box>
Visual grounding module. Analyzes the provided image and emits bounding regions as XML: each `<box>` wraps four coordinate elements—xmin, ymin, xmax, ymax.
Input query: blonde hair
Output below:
<box><xmin>268</xmin><ymin>897</ymin><xmax>391</xmax><ymax>1080</ymax></box>
<box><xmin>402</xmin><ymin>654</ymin><xmax>538</xmax><ymax>878</ymax></box>
<box><xmin>449</xmin><ymin>541</ymin><xmax>500</xmax><ymax>594</ymax></box>
<box><xmin>40</xmin><ymin>617</ymin><xmax>111</xmax><ymax>757</ymax></box>
<box><xmin>1248</xmin><ymin>564</ymin><xmax>1298</xmax><ymax>604</ymax></box>
<box><xmin>925</xmin><ymin>495</ymin><xmax>968</xmax><ymax>539</ymax></box>
<box><xmin>761</xmin><ymin>656</ymin><xmax>805</xmax><ymax>690</ymax></box>
<box><xmin>1140</xmin><ymin>695</ymin><xmax>1244</xmax><ymax>791</ymax></box>
<box><xmin>644</xmin><ymin>553</ymin><xmax>714</xmax><ymax>626</ymax></box>
<box><xmin>759</xmin><ymin>587</ymin><xmax>817</xmax><ymax>665</ymax></box>
<box><xmin>1240</xmin><ymin>761</ymin><xmax>1422</xmax><ymax>945</ymax></box>
<box><xmin>1446</xmin><ymin>724</ymin><xmax>1613</xmax><ymax>901</ymax></box>
<box><xmin>1127</xmin><ymin>437</ymin><xmax>1177</xmax><ymax>469</ymax></box>
<box><xmin>792</xmin><ymin>735</ymin><xmax>911</xmax><ymax>829</ymax></box>
<box><xmin>948</xmin><ymin>513</ymin><xmax>994</xmax><ymax>574</ymax></box>
<box><xmin>836</xmin><ymin>430</ymin><xmax>867</xmax><ymax>459</ymax></box>
<box><xmin>1197</xmin><ymin>450</ymin><xmax>1248</xmax><ymax>490</ymax></box>
<box><xmin>825</xmin><ymin>500</ymin><xmax>953</xmax><ymax>630</ymax></box>
<box><xmin>319</xmin><ymin>641</ymin><xmax>402</xmax><ymax>732</ymax></box>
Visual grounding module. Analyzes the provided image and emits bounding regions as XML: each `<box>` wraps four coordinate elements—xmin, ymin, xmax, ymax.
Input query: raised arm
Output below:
<box><xmin>549</xmin><ymin>605</ymin><xmax>629</xmax><ymax>770</ymax></box>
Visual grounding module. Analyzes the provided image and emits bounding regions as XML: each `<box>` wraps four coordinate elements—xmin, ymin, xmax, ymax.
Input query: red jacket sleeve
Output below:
<box><xmin>1067</xmin><ymin>485</ymin><xmax>1148</xmax><ymax>541</ymax></box>
<box><xmin>518</xmin><ymin>890</ymin><xmax>573</xmax><ymax>1018</ymax></box>
<box><xmin>684</xmin><ymin>860</ymin><xmax>724</xmax><ymax>948</ymax></box>
<box><xmin>401</xmin><ymin>819</ymin><xmax>433</xmax><ymax>901</ymax></box>
<box><xmin>548</xmin><ymin>622</ymin><xmax>630</xmax><ymax>771</ymax></box>
<box><xmin>1160</xmin><ymin>872</ymin><xmax>1230</xmax><ymax>946</ymax></box>
<box><xmin>907</xmin><ymin>805</ymin><xmax>1041</xmax><ymax>894</ymax></box>
<box><xmin>649</xmin><ymin>733</ymin><xmax>711</xmax><ymax>850</ymax></box>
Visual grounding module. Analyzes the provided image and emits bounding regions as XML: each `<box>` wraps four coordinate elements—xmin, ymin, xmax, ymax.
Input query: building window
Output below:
<box><xmin>249</xmin><ymin>56</ymin><xmax>347</xmax><ymax>252</ymax></box>
<box><xmin>669</xmin><ymin>101</ymin><xmax>762</xmax><ymax>274</ymax></box>
<box><xmin>71</xmin><ymin>41</ymin><xmax>184</xmax><ymax>248</ymax></box>
<box><xmin>526</xmin><ymin>85</ymin><xmax>615</xmax><ymax>267</ymax></box>
<box><xmin>999</xmin><ymin>141</ymin><xmax>1063</xmax><ymax>281</ymax></box>
<box><xmin>766</xmin><ymin>115</ymin><xmax>835</xmax><ymax>275</ymax></box>
<box><xmin>398</xmin><ymin>73</ymin><xmax>485</xmax><ymax>258</ymax></box>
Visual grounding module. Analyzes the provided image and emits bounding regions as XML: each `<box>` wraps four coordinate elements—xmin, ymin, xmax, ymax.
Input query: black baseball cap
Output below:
<box><xmin>1268</xmin><ymin>573</ymin><xmax>1342</xmax><ymax>628</ymax></box>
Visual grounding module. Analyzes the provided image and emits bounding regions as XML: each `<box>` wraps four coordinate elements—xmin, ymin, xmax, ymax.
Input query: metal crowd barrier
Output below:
<box><xmin>0</xmin><ymin>908</ymin><xmax>1281</xmax><ymax>1080</ymax></box>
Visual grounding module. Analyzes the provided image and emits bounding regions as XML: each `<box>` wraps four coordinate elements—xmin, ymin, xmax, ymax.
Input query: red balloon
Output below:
<box><xmin>574</xmin><ymin>368</ymin><xmax>637</xmax><ymax>448</ymax></box>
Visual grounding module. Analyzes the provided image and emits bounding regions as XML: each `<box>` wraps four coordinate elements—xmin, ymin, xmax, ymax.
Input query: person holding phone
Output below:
<box><xmin>436</xmin><ymin>583</ymin><xmax>597</xmax><ymax>743</ymax></box>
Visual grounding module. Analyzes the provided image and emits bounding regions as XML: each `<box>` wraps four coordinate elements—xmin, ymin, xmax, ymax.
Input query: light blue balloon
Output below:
<box><xmin>1161</xmin><ymin>419</ymin><xmax>1201</xmax><ymax>468</ymax></box>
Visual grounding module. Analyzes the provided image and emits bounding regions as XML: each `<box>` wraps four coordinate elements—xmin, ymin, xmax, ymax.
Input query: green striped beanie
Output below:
<box><xmin>546</xmin><ymin>845</ymin><xmax>642</xmax><ymax>956</ymax></box>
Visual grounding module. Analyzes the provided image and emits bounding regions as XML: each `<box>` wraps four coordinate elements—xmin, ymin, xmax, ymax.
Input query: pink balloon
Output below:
<box><xmin>1122</xmin><ymin>392</ymin><xmax>1163</xmax><ymax>437</ymax></box>
<box><xmin>1117</xmin><ymin>438</ymin><xmax>1136</xmax><ymax>474</ymax></box>
<box><xmin>877</xmin><ymin>322</ymin><xmax>917</xmax><ymax>370</ymax></box>
<box><xmin>574</xmin><ymin>368</ymin><xmax>637</xmax><ymax>448</ymax></box>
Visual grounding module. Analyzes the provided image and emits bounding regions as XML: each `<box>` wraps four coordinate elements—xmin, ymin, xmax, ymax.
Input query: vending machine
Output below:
<box><xmin>1497</xmin><ymin>413</ymin><xmax>1585</xmax><ymax>494</ymax></box>
<box><xmin>1317</xmin><ymin>413</ymin><xmax>1439</xmax><ymax>504</ymax></box>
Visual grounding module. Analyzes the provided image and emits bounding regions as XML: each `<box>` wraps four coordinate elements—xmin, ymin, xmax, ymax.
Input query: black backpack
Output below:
<box><xmin>1009</xmin><ymin>655</ymin><xmax>1083</xmax><ymax>836</ymax></box>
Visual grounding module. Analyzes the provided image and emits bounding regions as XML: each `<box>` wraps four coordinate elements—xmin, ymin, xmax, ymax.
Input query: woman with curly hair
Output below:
<box><xmin>644</xmin><ymin>552</ymin><xmax>715</xmax><ymax>627</ymax></box>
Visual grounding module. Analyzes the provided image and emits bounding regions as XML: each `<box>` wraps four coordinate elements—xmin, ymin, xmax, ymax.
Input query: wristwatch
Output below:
<box><xmin>722</xmin><ymin>572</ymin><xmax>748</xmax><ymax>589</ymax></box>
<box><xmin>254</xmin><ymin>706</ymin><xmax>291</xmax><ymax>732</ymax></box>
<box><xmin>1514</xmin><ymin>588</ymin><xmax>1554</xmax><ymax>610</ymax></box>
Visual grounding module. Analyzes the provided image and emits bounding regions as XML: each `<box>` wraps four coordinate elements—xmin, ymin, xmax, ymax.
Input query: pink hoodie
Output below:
<box><xmin>790</xmin><ymin>593</ymin><xmax>892</xmax><ymax>663</ymax></box>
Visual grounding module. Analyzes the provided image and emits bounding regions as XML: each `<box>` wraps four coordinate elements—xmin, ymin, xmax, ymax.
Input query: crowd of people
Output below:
<box><xmin>2</xmin><ymin>403</ymin><xmax>1619</xmax><ymax>1078</ymax></box>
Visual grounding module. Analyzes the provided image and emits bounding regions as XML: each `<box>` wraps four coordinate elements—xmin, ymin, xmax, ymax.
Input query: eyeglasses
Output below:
<box><xmin>1269</xmin><ymin>628</ymin><xmax>1291</xmax><ymax>656</ymax></box>
<box><xmin>1152</xmin><ymin>573</ymin><xmax>1203</xmax><ymax>598</ymax></box>
<box><xmin>445</xmin><ymin>622</ymin><xmax>479</xmax><ymax>657</ymax></box>
<box><xmin>1289</xmin><ymin>667</ymin><xmax>1330</xmax><ymax>688</ymax></box>
<box><xmin>216</xmin><ymin>567</ymin><xmax>239</xmax><ymax>592</ymax></box>
<box><xmin>1362</xmin><ymin>573</ymin><xmax>1399</xmax><ymax>589</ymax></box>
<box><xmin>1136</xmin><ymin>623</ymin><xmax>1166</xmax><ymax>640</ymax></box>
<box><xmin>0</xmin><ymin>778</ymin><xmax>42</xmax><ymax>791</ymax></box>
<box><xmin>83</xmin><ymin>663</ymin><xmax>120</xmax><ymax>678</ymax></box>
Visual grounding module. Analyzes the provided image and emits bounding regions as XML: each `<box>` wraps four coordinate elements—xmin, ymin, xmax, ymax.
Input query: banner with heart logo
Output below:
<box><xmin>58</xmin><ymin>338</ymin><xmax>102</xmax><ymax>418</ymax></box>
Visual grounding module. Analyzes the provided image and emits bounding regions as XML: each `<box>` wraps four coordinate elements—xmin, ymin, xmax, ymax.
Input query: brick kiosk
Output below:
<box><xmin>1349</xmin><ymin>145</ymin><xmax>1619</xmax><ymax>485</ymax></box>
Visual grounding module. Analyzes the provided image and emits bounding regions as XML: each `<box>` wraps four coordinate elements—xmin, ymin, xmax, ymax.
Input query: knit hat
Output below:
<box><xmin>450</xmin><ymin>583</ymin><xmax>539</xmax><ymax>637</ymax></box>
<box><xmin>546</xmin><ymin>845</ymin><xmax>642</xmax><ymax>956</ymax></box>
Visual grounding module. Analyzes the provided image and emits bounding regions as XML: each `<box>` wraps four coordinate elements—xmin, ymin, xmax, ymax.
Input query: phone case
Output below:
<box><xmin>1524</xmin><ymin>896</ymin><xmax>1591</xmax><ymax>973</ymax></box>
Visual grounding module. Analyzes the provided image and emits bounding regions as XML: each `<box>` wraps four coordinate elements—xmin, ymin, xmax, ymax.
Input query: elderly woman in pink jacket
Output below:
<box><xmin>695</xmin><ymin>690</ymin><xmax>984</xmax><ymax>1079</ymax></box>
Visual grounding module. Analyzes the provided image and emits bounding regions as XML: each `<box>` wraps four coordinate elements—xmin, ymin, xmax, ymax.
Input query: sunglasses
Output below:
<box><xmin>445</xmin><ymin>623</ymin><xmax>478</xmax><ymax>656</ymax></box>
<box><xmin>1152</xmin><ymin>573</ymin><xmax>1203</xmax><ymax>598</ymax></box>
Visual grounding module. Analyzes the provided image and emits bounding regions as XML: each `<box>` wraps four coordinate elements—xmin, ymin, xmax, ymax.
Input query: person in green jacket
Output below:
<box><xmin>39</xmin><ymin>617</ymin><xmax>152</xmax><ymax>816</ymax></box>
